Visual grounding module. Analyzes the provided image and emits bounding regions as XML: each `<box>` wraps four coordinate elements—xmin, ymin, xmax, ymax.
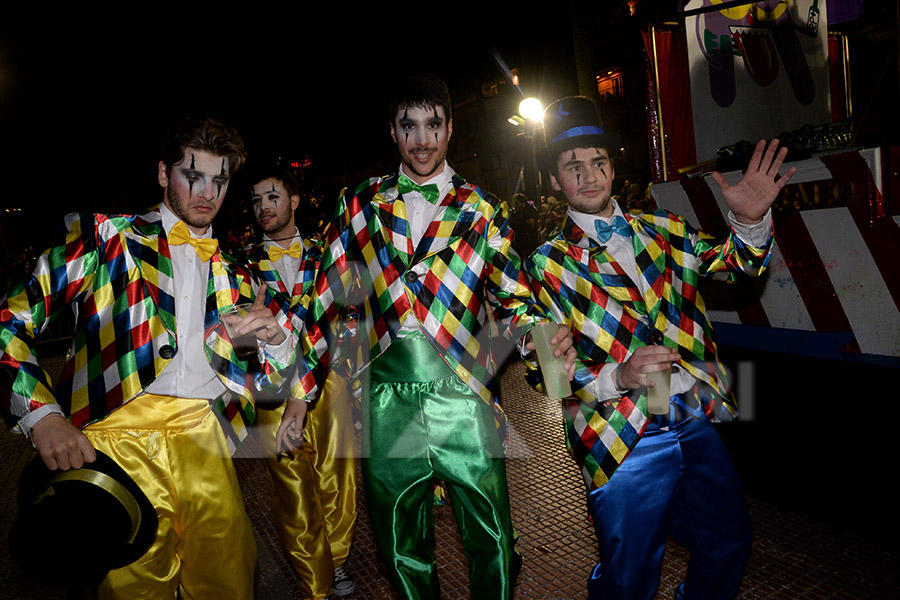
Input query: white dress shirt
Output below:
<box><xmin>262</xmin><ymin>228</ymin><xmax>306</xmax><ymax>293</ymax></box>
<box><xmin>144</xmin><ymin>203</ymin><xmax>229</xmax><ymax>400</ymax></box>
<box><xmin>396</xmin><ymin>162</ymin><xmax>456</xmax><ymax>337</ymax></box>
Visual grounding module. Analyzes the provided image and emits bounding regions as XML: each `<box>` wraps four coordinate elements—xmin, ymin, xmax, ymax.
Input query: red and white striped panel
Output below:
<box><xmin>650</xmin><ymin>147</ymin><xmax>900</xmax><ymax>360</ymax></box>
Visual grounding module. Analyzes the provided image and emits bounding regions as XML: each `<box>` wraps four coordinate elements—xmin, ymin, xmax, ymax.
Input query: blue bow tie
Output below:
<box><xmin>594</xmin><ymin>215</ymin><xmax>632</xmax><ymax>244</ymax></box>
<box><xmin>398</xmin><ymin>174</ymin><xmax>440</xmax><ymax>204</ymax></box>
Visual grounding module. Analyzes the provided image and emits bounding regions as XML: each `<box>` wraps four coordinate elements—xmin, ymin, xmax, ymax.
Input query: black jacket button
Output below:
<box><xmin>405</xmin><ymin>271</ymin><xmax>418</xmax><ymax>283</ymax></box>
<box><xmin>159</xmin><ymin>345</ymin><xmax>176</xmax><ymax>359</ymax></box>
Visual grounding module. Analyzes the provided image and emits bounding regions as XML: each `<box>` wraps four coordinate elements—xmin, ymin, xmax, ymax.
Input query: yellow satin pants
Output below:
<box><xmin>83</xmin><ymin>394</ymin><xmax>257</xmax><ymax>600</ymax></box>
<box><xmin>255</xmin><ymin>373</ymin><xmax>358</xmax><ymax>600</ymax></box>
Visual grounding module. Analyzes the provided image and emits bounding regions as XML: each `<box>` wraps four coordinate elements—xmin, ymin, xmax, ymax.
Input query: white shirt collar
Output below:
<box><xmin>567</xmin><ymin>204</ymin><xmax>625</xmax><ymax>243</ymax></box>
<box><xmin>160</xmin><ymin>202</ymin><xmax>214</xmax><ymax>239</ymax></box>
<box><xmin>262</xmin><ymin>227</ymin><xmax>302</xmax><ymax>249</ymax></box>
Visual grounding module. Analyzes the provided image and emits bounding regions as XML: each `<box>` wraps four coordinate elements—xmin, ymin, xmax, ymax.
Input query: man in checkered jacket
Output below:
<box><xmin>0</xmin><ymin>116</ymin><xmax>296</xmax><ymax>598</ymax></box>
<box><xmin>243</xmin><ymin>165</ymin><xmax>359</xmax><ymax>599</ymax></box>
<box><xmin>283</xmin><ymin>75</ymin><xmax>575</xmax><ymax>600</ymax></box>
<box><xmin>525</xmin><ymin>96</ymin><xmax>795</xmax><ymax>600</ymax></box>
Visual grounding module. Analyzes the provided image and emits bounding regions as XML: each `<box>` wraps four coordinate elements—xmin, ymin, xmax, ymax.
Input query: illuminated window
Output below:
<box><xmin>596</xmin><ymin>68</ymin><xmax>624</xmax><ymax>102</ymax></box>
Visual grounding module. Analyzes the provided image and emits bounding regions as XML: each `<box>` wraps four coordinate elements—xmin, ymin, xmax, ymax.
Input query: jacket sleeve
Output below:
<box><xmin>0</xmin><ymin>213</ymin><xmax>98</xmax><ymax>433</ymax></box>
<box><xmin>481</xmin><ymin>198</ymin><xmax>549</xmax><ymax>345</ymax></box>
<box><xmin>678</xmin><ymin>211</ymin><xmax>773</xmax><ymax>280</ymax></box>
<box><xmin>235</xmin><ymin>269</ymin><xmax>300</xmax><ymax>393</ymax></box>
<box><xmin>291</xmin><ymin>188</ymin><xmax>358</xmax><ymax>401</ymax></box>
<box><xmin>523</xmin><ymin>248</ymin><xmax>613</xmax><ymax>402</ymax></box>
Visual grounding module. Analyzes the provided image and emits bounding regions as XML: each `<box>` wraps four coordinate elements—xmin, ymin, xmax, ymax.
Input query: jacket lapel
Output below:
<box><xmin>261</xmin><ymin>257</ymin><xmax>291</xmax><ymax>296</ymax></box>
<box><xmin>206</xmin><ymin>250</ymin><xmax>244</xmax><ymax>327</ymax></box>
<box><xmin>128</xmin><ymin>205</ymin><xmax>176</xmax><ymax>334</ymax></box>
<box><xmin>204</xmin><ymin>249</ymin><xmax>254</xmax><ymax>374</ymax></box>
<box><xmin>570</xmin><ymin>213</ymin><xmax>675</xmax><ymax>327</ymax></box>
<box><xmin>296</xmin><ymin>241</ymin><xmax>322</xmax><ymax>302</ymax></box>
<box><xmin>562</xmin><ymin>216</ymin><xmax>647</xmax><ymax>317</ymax></box>
<box><xmin>629</xmin><ymin>214</ymin><xmax>673</xmax><ymax>330</ymax></box>
<box><xmin>371</xmin><ymin>175</ymin><xmax>414</xmax><ymax>268</ymax></box>
<box><xmin>413</xmin><ymin>174</ymin><xmax>484</xmax><ymax>262</ymax></box>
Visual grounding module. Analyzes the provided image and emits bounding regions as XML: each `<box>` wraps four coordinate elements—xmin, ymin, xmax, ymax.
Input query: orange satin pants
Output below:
<box><xmin>255</xmin><ymin>373</ymin><xmax>358</xmax><ymax>600</ymax></box>
<box><xmin>84</xmin><ymin>394</ymin><xmax>257</xmax><ymax>600</ymax></box>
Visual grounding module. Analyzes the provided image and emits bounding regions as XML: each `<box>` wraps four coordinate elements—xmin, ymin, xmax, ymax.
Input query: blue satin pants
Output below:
<box><xmin>586</xmin><ymin>412</ymin><xmax>753</xmax><ymax>600</ymax></box>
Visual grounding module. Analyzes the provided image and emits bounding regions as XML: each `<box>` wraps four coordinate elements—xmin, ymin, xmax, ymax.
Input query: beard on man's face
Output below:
<box><xmin>166</xmin><ymin>185</ymin><xmax>216</xmax><ymax>230</ymax></box>
<box><xmin>257</xmin><ymin>209</ymin><xmax>292</xmax><ymax>235</ymax></box>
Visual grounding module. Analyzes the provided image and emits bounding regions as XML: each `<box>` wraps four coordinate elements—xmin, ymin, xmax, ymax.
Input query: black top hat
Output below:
<box><xmin>541</xmin><ymin>96</ymin><xmax>620</xmax><ymax>169</ymax></box>
<box><xmin>8</xmin><ymin>449</ymin><xmax>159</xmax><ymax>587</ymax></box>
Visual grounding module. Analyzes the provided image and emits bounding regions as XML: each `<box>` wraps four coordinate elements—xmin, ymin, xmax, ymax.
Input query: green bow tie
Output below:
<box><xmin>398</xmin><ymin>174</ymin><xmax>440</xmax><ymax>204</ymax></box>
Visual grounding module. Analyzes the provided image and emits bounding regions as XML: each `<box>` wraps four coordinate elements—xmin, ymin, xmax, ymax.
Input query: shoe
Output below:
<box><xmin>332</xmin><ymin>565</ymin><xmax>355</xmax><ymax>596</ymax></box>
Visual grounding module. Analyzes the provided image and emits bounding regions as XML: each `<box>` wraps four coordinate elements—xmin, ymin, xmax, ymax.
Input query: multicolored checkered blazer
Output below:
<box><xmin>241</xmin><ymin>237</ymin><xmax>323</xmax><ymax>314</ymax></box>
<box><xmin>0</xmin><ymin>205</ymin><xmax>295</xmax><ymax>450</ymax></box>
<box><xmin>241</xmin><ymin>237</ymin><xmax>322</xmax><ymax>392</ymax></box>
<box><xmin>526</xmin><ymin>209</ymin><xmax>772</xmax><ymax>490</ymax></box>
<box><xmin>298</xmin><ymin>173</ymin><xmax>543</xmax><ymax>440</ymax></box>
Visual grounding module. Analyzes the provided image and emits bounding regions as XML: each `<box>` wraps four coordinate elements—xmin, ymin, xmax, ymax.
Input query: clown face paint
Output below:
<box><xmin>158</xmin><ymin>148</ymin><xmax>231</xmax><ymax>235</ymax></box>
<box><xmin>550</xmin><ymin>147</ymin><xmax>616</xmax><ymax>217</ymax></box>
<box><xmin>250</xmin><ymin>177</ymin><xmax>299</xmax><ymax>242</ymax></box>
<box><xmin>390</xmin><ymin>104</ymin><xmax>453</xmax><ymax>184</ymax></box>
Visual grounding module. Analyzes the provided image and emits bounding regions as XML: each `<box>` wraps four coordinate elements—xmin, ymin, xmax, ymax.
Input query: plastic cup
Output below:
<box><xmin>531</xmin><ymin>322</ymin><xmax>572</xmax><ymax>399</ymax></box>
<box><xmin>220</xmin><ymin>303</ymin><xmax>258</xmax><ymax>359</ymax></box>
<box><xmin>646</xmin><ymin>366</ymin><xmax>671</xmax><ymax>415</ymax></box>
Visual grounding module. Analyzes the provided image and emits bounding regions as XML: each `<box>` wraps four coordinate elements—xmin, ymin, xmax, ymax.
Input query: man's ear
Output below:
<box><xmin>157</xmin><ymin>161</ymin><xmax>169</xmax><ymax>188</ymax></box>
<box><xmin>447</xmin><ymin>118</ymin><xmax>453</xmax><ymax>142</ymax></box>
<box><xmin>549</xmin><ymin>172</ymin><xmax>561</xmax><ymax>192</ymax></box>
<box><xmin>390</xmin><ymin>122</ymin><xmax>397</xmax><ymax>144</ymax></box>
<box><xmin>290</xmin><ymin>194</ymin><xmax>301</xmax><ymax>211</ymax></box>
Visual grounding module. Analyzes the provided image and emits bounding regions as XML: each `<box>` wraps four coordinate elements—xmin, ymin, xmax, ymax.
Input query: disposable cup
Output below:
<box><xmin>531</xmin><ymin>322</ymin><xmax>572</xmax><ymax>399</ymax></box>
<box><xmin>220</xmin><ymin>303</ymin><xmax>258</xmax><ymax>359</ymax></box>
<box><xmin>646</xmin><ymin>366</ymin><xmax>671</xmax><ymax>415</ymax></box>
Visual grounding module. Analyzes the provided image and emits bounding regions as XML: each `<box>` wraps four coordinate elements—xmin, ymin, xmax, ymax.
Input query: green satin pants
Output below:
<box><xmin>363</xmin><ymin>333</ymin><xmax>521</xmax><ymax>599</ymax></box>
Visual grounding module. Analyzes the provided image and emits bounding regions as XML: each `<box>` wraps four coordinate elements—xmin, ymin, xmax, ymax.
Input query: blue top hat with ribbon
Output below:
<box><xmin>541</xmin><ymin>96</ymin><xmax>620</xmax><ymax>170</ymax></box>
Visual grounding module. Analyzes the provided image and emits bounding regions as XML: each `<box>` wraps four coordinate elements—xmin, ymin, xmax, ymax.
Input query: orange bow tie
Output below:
<box><xmin>268</xmin><ymin>241</ymin><xmax>304</xmax><ymax>261</ymax></box>
<box><xmin>168</xmin><ymin>220</ymin><xmax>219</xmax><ymax>262</ymax></box>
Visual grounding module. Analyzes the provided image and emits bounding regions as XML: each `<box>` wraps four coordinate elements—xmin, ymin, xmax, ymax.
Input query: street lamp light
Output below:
<box><xmin>518</xmin><ymin>97</ymin><xmax>544</xmax><ymax>123</ymax></box>
<box><xmin>517</xmin><ymin>97</ymin><xmax>544</xmax><ymax>202</ymax></box>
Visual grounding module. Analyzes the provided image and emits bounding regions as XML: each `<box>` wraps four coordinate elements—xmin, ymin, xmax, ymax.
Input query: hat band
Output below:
<box><xmin>44</xmin><ymin>470</ymin><xmax>143</xmax><ymax>544</ymax></box>
<box><xmin>550</xmin><ymin>125</ymin><xmax>607</xmax><ymax>145</ymax></box>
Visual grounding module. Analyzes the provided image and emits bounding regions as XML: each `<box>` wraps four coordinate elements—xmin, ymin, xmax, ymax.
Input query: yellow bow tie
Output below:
<box><xmin>168</xmin><ymin>220</ymin><xmax>219</xmax><ymax>262</ymax></box>
<box><xmin>268</xmin><ymin>241</ymin><xmax>304</xmax><ymax>261</ymax></box>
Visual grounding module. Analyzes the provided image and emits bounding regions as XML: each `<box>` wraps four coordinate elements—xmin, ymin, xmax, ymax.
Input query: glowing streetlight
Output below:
<box><xmin>518</xmin><ymin>97</ymin><xmax>544</xmax><ymax>123</ymax></box>
<box><xmin>510</xmin><ymin>97</ymin><xmax>545</xmax><ymax>202</ymax></box>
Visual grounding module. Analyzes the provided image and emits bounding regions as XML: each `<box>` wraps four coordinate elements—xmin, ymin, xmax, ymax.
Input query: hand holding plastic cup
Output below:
<box><xmin>531</xmin><ymin>322</ymin><xmax>572</xmax><ymax>400</ymax></box>
<box><xmin>219</xmin><ymin>303</ymin><xmax>259</xmax><ymax>359</ymax></box>
<box><xmin>646</xmin><ymin>365</ymin><xmax>671</xmax><ymax>415</ymax></box>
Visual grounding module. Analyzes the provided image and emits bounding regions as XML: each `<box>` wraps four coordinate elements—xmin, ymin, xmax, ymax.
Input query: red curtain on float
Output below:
<box><xmin>642</xmin><ymin>27</ymin><xmax>697</xmax><ymax>183</ymax></box>
<box><xmin>827</xmin><ymin>34</ymin><xmax>847</xmax><ymax>122</ymax></box>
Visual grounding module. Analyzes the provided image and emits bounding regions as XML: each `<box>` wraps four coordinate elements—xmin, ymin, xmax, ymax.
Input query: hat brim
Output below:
<box><xmin>9</xmin><ymin>450</ymin><xmax>159</xmax><ymax>586</ymax></box>
<box><xmin>541</xmin><ymin>133</ymin><xmax>622</xmax><ymax>172</ymax></box>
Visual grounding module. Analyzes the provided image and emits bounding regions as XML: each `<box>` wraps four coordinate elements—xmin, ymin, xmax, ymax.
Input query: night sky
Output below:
<box><xmin>3</xmin><ymin>4</ymin><xmax>891</xmax><ymax>255</ymax></box>
<box><xmin>0</xmin><ymin>12</ymin><xmax>583</xmax><ymax>224</ymax></box>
